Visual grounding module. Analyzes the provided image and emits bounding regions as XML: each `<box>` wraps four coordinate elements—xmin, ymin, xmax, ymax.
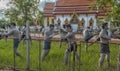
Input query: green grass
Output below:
<box><xmin>0</xmin><ymin>39</ymin><xmax>119</xmax><ymax>71</ymax></box>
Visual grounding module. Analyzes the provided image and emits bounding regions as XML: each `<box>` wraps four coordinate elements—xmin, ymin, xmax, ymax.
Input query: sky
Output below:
<box><xmin>0</xmin><ymin>0</ymin><xmax>56</xmax><ymax>10</ymax></box>
<box><xmin>0</xmin><ymin>0</ymin><xmax>10</xmax><ymax>9</ymax></box>
<box><xmin>0</xmin><ymin>0</ymin><xmax>10</xmax><ymax>19</ymax></box>
<box><xmin>0</xmin><ymin>0</ymin><xmax>56</xmax><ymax>18</ymax></box>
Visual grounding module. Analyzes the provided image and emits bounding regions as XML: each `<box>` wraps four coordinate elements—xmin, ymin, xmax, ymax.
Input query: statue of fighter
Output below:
<box><xmin>2</xmin><ymin>22</ymin><xmax>21</xmax><ymax>56</ymax></box>
<box><xmin>83</xmin><ymin>27</ymin><xmax>94</xmax><ymax>52</ymax></box>
<box><xmin>41</xmin><ymin>24</ymin><xmax>56</xmax><ymax>61</ymax></box>
<box><xmin>59</xmin><ymin>24</ymin><xmax>68</xmax><ymax>48</ymax></box>
<box><xmin>99</xmin><ymin>23</ymin><xmax>111</xmax><ymax>67</ymax></box>
<box><xmin>63</xmin><ymin>24</ymin><xmax>81</xmax><ymax>65</ymax></box>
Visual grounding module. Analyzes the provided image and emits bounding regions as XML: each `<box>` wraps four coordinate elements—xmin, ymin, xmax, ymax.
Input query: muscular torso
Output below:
<box><xmin>44</xmin><ymin>30</ymin><xmax>54</xmax><ymax>41</ymax></box>
<box><xmin>65</xmin><ymin>32</ymin><xmax>75</xmax><ymax>44</ymax></box>
<box><xmin>99</xmin><ymin>29</ymin><xmax>110</xmax><ymax>44</ymax></box>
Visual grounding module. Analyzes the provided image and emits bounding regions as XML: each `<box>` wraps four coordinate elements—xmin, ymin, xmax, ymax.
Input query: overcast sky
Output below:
<box><xmin>0</xmin><ymin>0</ymin><xmax>10</xmax><ymax>9</ymax></box>
<box><xmin>0</xmin><ymin>0</ymin><xmax>56</xmax><ymax>18</ymax></box>
<box><xmin>0</xmin><ymin>0</ymin><xmax>56</xmax><ymax>10</ymax></box>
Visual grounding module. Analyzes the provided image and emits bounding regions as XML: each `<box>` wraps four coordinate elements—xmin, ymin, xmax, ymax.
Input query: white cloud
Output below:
<box><xmin>0</xmin><ymin>0</ymin><xmax>10</xmax><ymax>9</ymax></box>
<box><xmin>0</xmin><ymin>0</ymin><xmax>56</xmax><ymax>11</ymax></box>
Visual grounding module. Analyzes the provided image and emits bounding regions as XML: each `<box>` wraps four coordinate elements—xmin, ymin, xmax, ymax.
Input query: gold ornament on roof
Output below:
<box><xmin>70</xmin><ymin>10</ymin><xmax>79</xmax><ymax>24</ymax></box>
<box><xmin>57</xmin><ymin>18</ymin><xmax>61</xmax><ymax>25</ymax></box>
<box><xmin>64</xmin><ymin>18</ymin><xmax>69</xmax><ymax>24</ymax></box>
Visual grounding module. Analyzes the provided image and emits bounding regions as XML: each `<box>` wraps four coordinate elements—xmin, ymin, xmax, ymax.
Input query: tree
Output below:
<box><xmin>5</xmin><ymin>0</ymin><xmax>41</xmax><ymax>25</ymax></box>
<box><xmin>0</xmin><ymin>18</ymin><xmax>9</xmax><ymax>28</ymax></box>
<box><xmin>91</xmin><ymin>0</ymin><xmax>120</xmax><ymax>27</ymax></box>
<box><xmin>37</xmin><ymin>12</ymin><xmax>44</xmax><ymax>26</ymax></box>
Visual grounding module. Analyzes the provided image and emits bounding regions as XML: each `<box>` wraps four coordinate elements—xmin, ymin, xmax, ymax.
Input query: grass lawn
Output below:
<box><xmin>0</xmin><ymin>39</ymin><xmax>119</xmax><ymax>71</ymax></box>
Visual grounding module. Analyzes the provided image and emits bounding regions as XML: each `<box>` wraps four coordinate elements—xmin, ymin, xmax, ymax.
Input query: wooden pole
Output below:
<box><xmin>117</xmin><ymin>44</ymin><xmax>120</xmax><ymax>71</ymax></box>
<box><xmin>38</xmin><ymin>32</ymin><xmax>41</xmax><ymax>71</ymax></box>
<box><xmin>72</xmin><ymin>44</ymin><xmax>75</xmax><ymax>71</ymax></box>
<box><xmin>26</xmin><ymin>21</ymin><xmax>30</xmax><ymax>71</ymax></box>
<box><xmin>68</xmin><ymin>44</ymin><xmax>71</xmax><ymax>71</ymax></box>
<box><xmin>13</xmin><ymin>44</ymin><xmax>16</xmax><ymax>71</ymax></box>
<box><xmin>85</xmin><ymin>42</ymin><xmax>88</xmax><ymax>52</ymax></box>
<box><xmin>78</xmin><ymin>41</ymin><xmax>81</xmax><ymax>71</ymax></box>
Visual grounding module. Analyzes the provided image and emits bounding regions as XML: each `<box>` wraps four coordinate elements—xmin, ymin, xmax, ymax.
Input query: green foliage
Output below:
<box><xmin>91</xmin><ymin>0</ymin><xmax>120</xmax><ymax>27</ymax></box>
<box><xmin>0</xmin><ymin>39</ymin><xmax>119</xmax><ymax>71</ymax></box>
<box><xmin>0</xmin><ymin>18</ymin><xmax>9</xmax><ymax>28</ymax></box>
<box><xmin>5</xmin><ymin>0</ymin><xmax>42</xmax><ymax>25</ymax></box>
<box><xmin>37</xmin><ymin>12</ymin><xmax>44</xmax><ymax>26</ymax></box>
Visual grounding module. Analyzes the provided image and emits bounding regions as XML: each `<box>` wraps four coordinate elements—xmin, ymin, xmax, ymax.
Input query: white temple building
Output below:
<box><xmin>43</xmin><ymin>0</ymin><xmax>107</xmax><ymax>32</ymax></box>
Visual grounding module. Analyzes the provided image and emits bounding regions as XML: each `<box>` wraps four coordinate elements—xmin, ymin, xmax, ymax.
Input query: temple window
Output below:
<box><xmin>52</xmin><ymin>19</ymin><xmax>54</xmax><ymax>24</ymax></box>
<box><xmin>51</xmin><ymin>17</ymin><xmax>54</xmax><ymax>24</ymax></box>
<box><xmin>79</xmin><ymin>18</ymin><xmax>85</xmax><ymax>27</ymax></box>
<box><xmin>64</xmin><ymin>18</ymin><xmax>69</xmax><ymax>24</ymax></box>
<box><xmin>89</xmin><ymin>18</ymin><xmax>94</xmax><ymax>26</ymax></box>
<box><xmin>57</xmin><ymin>18</ymin><xmax>61</xmax><ymax>26</ymax></box>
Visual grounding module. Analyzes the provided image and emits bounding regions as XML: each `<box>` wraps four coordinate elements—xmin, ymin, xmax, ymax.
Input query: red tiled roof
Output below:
<box><xmin>53</xmin><ymin>11</ymin><xmax>97</xmax><ymax>15</ymax></box>
<box><xmin>43</xmin><ymin>3</ymin><xmax>54</xmax><ymax>17</ymax></box>
<box><xmin>97</xmin><ymin>6</ymin><xmax>111</xmax><ymax>17</ymax></box>
<box><xmin>44</xmin><ymin>3</ymin><xmax>54</xmax><ymax>9</ymax></box>
<box><xmin>54</xmin><ymin>0</ymin><xmax>96</xmax><ymax>14</ymax></box>
<box><xmin>56</xmin><ymin>0</ymin><xmax>95</xmax><ymax>7</ymax></box>
<box><xmin>54</xmin><ymin>6</ymin><xmax>97</xmax><ymax>14</ymax></box>
<box><xmin>43</xmin><ymin>14</ymin><xmax>53</xmax><ymax>17</ymax></box>
<box><xmin>55</xmin><ymin>6</ymin><xmax>91</xmax><ymax>11</ymax></box>
<box><xmin>43</xmin><ymin>0</ymin><xmax>110</xmax><ymax>17</ymax></box>
<box><xmin>97</xmin><ymin>12</ymin><xmax>106</xmax><ymax>16</ymax></box>
<box><xmin>44</xmin><ymin>10</ymin><xmax>53</xmax><ymax>14</ymax></box>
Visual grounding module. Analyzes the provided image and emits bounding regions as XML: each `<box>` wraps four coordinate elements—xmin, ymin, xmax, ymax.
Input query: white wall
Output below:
<box><xmin>44</xmin><ymin>17</ymin><xmax>47</xmax><ymax>27</ymax></box>
<box><xmin>49</xmin><ymin>14</ymin><xmax>97</xmax><ymax>30</ymax></box>
<box><xmin>55</xmin><ymin>15</ymin><xmax>74</xmax><ymax>28</ymax></box>
<box><xmin>78</xmin><ymin>14</ymin><xmax>88</xmax><ymax>28</ymax></box>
